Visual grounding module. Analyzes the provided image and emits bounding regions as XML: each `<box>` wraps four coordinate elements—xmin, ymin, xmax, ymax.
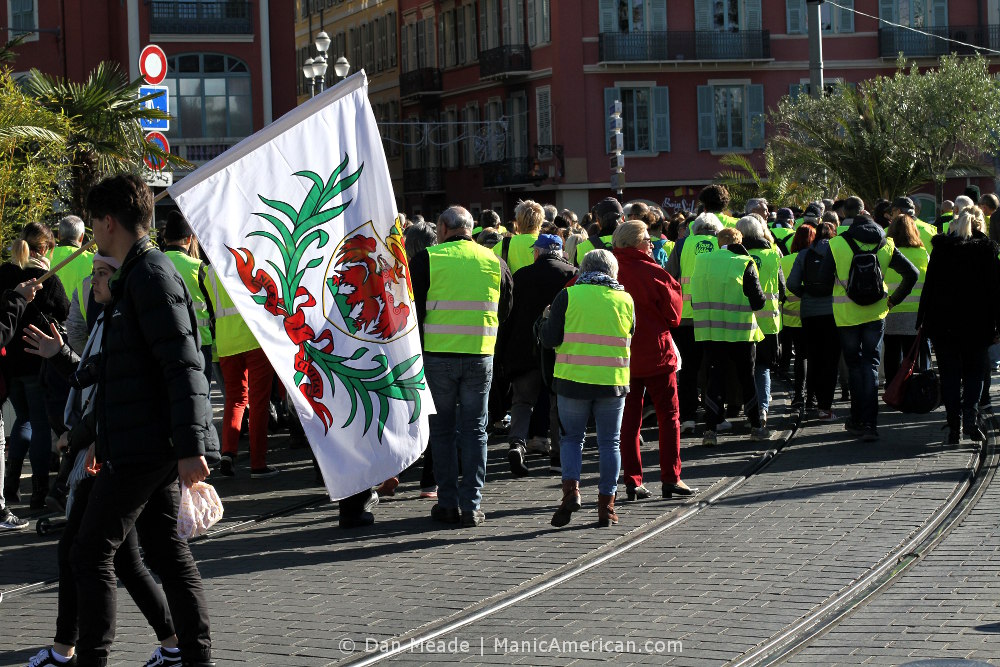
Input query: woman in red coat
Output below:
<box><xmin>613</xmin><ymin>221</ymin><xmax>697</xmax><ymax>500</ymax></box>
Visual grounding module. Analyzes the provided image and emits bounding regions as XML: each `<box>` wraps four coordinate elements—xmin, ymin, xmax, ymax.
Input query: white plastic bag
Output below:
<box><xmin>176</xmin><ymin>482</ymin><xmax>224</xmax><ymax>540</ymax></box>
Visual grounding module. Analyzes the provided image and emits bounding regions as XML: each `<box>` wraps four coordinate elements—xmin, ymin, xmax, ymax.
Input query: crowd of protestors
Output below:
<box><xmin>2</xmin><ymin>172</ymin><xmax>1000</xmax><ymax>665</ymax></box>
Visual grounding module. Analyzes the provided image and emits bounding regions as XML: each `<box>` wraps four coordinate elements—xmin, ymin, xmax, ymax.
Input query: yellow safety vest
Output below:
<box><xmin>494</xmin><ymin>233</ymin><xmax>538</xmax><ymax>274</ymax></box>
<box><xmin>553</xmin><ymin>284</ymin><xmax>633</xmax><ymax>386</ymax></box>
<box><xmin>691</xmin><ymin>250</ymin><xmax>763</xmax><ymax>343</ymax></box>
<box><xmin>679</xmin><ymin>234</ymin><xmax>719</xmax><ymax>320</ymax></box>
<box><xmin>205</xmin><ymin>266</ymin><xmax>260</xmax><ymax>358</ymax></box>
<box><xmin>828</xmin><ymin>234</ymin><xmax>896</xmax><ymax>327</ymax></box>
<box><xmin>165</xmin><ymin>250</ymin><xmax>213</xmax><ymax>346</ymax></box>
<box><xmin>747</xmin><ymin>245</ymin><xmax>782</xmax><ymax>335</ymax></box>
<box><xmin>780</xmin><ymin>252</ymin><xmax>801</xmax><ymax>328</ymax></box>
<box><xmin>50</xmin><ymin>244</ymin><xmax>94</xmax><ymax>320</ymax></box>
<box><xmin>884</xmin><ymin>245</ymin><xmax>927</xmax><ymax>314</ymax></box>
<box><xmin>914</xmin><ymin>219</ymin><xmax>936</xmax><ymax>253</ymax></box>
<box><xmin>718</xmin><ymin>213</ymin><xmax>739</xmax><ymax>228</ymax></box>
<box><xmin>424</xmin><ymin>241</ymin><xmax>502</xmax><ymax>354</ymax></box>
<box><xmin>575</xmin><ymin>234</ymin><xmax>614</xmax><ymax>266</ymax></box>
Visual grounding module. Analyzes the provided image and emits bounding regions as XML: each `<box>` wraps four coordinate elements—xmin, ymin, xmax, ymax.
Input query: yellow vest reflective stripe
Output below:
<box><xmin>50</xmin><ymin>245</ymin><xmax>94</xmax><ymax>320</ymax></box>
<box><xmin>494</xmin><ymin>232</ymin><xmax>538</xmax><ymax>273</ymax></box>
<box><xmin>747</xmin><ymin>245</ymin><xmax>782</xmax><ymax>335</ymax></box>
<box><xmin>575</xmin><ymin>234</ymin><xmax>614</xmax><ymax>266</ymax></box>
<box><xmin>165</xmin><ymin>250</ymin><xmax>213</xmax><ymax>346</ymax></box>
<box><xmin>828</xmin><ymin>235</ymin><xmax>896</xmax><ymax>326</ymax></box>
<box><xmin>205</xmin><ymin>267</ymin><xmax>260</xmax><ymax>357</ymax></box>
<box><xmin>679</xmin><ymin>234</ymin><xmax>719</xmax><ymax>320</ymax></box>
<box><xmin>553</xmin><ymin>284</ymin><xmax>633</xmax><ymax>386</ymax></box>
<box><xmin>780</xmin><ymin>252</ymin><xmax>802</xmax><ymax>328</ymax></box>
<box><xmin>691</xmin><ymin>250</ymin><xmax>763</xmax><ymax>343</ymax></box>
<box><xmin>884</xmin><ymin>245</ymin><xmax>927</xmax><ymax>314</ymax></box>
<box><xmin>425</xmin><ymin>241</ymin><xmax>501</xmax><ymax>354</ymax></box>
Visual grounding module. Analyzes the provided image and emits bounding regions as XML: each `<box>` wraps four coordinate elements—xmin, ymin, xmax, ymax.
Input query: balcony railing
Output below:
<box><xmin>403</xmin><ymin>168</ymin><xmax>445</xmax><ymax>194</ymax></box>
<box><xmin>400</xmin><ymin>68</ymin><xmax>442</xmax><ymax>99</ymax></box>
<box><xmin>599</xmin><ymin>30</ymin><xmax>771</xmax><ymax>62</ymax></box>
<box><xmin>879</xmin><ymin>25</ymin><xmax>1000</xmax><ymax>58</ymax></box>
<box><xmin>482</xmin><ymin>157</ymin><xmax>534</xmax><ymax>189</ymax></box>
<box><xmin>150</xmin><ymin>1</ymin><xmax>253</xmax><ymax>35</ymax></box>
<box><xmin>479</xmin><ymin>44</ymin><xmax>532</xmax><ymax>78</ymax></box>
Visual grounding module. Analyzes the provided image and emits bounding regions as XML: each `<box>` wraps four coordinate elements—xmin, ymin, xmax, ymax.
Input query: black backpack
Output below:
<box><xmin>802</xmin><ymin>248</ymin><xmax>831</xmax><ymax>297</ymax></box>
<box><xmin>843</xmin><ymin>236</ymin><xmax>887</xmax><ymax>306</ymax></box>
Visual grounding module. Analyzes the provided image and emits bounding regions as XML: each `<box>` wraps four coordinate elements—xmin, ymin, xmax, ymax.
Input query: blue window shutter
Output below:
<box><xmin>931</xmin><ymin>0</ymin><xmax>947</xmax><ymax>27</ymax></box>
<box><xmin>653</xmin><ymin>86</ymin><xmax>670</xmax><ymax>152</ymax></box>
<box><xmin>605</xmin><ymin>87</ymin><xmax>617</xmax><ymax>153</ymax></box>
<box><xmin>786</xmin><ymin>0</ymin><xmax>805</xmax><ymax>34</ymax></box>
<box><xmin>650</xmin><ymin>0</ymin><xmax>667</xmax><ymax>32</ymax></box>
<box><xmin>879</xmin><ymin>0</ymin><xmax>897</xmax><ymax>24</ymax></box>
<box><xmin>697</xmin><ymin>85</ymin><xmax>714</xmax><ymax>151</ymax></box>
<box><xmin>748</xmin><ymin>84</ymin><xmax>765</xmax><ymax>149</ymax></box>
<box><xmin>599</xmin><ymin>0</ymin><xmax>616</xmax><ymax>33</ymax></box>
<box><xmin>838</xmin><ymin>0</ymin><xmax>854</xmax><ymax>32</ymax></box>
<box><xmin>745</xmin><ymin>0</ymin><xmax>762</xmax><ymax>30</ymax></box>
<box><xmin>694</xmin><ymin>0</ymin><xmax>712</xmax><ymax>31</ymax></box>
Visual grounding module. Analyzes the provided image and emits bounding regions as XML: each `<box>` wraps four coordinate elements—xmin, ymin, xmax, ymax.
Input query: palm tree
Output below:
<box><xmin>714</xmin><ymin>149</ymin><xmax>824</xmax><ymax>213</ymax></box>
<box><xmin>22</xmin><ymin>61</ymin><xmax>191</xmax><ymax>214</ymax></box>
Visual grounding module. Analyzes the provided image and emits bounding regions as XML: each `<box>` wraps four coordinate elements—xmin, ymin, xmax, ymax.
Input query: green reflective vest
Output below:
<box><xmin>205</xmin><ymin>267</ymin><xmax>260</xmax><ymax>358</ymax></box>
<box><xmin>914</xmin><ymin>218</ymin><xmax>936</xmax><ymax>253</ymax></box>
<box><xmin>553</xmin><ymin>284</ymin><xmax>634</xmax><ymax>386</ymax></box>
<box><xmin>828</xmin><ymin>235</ymin><xmax>896</xmax><ymax>327</ymax></box>
<box><xmin>771</xmin><ymin>226</ymin><xmax>794</xmax><ymax>244</ymax></box>
<box><xmin>780</xmin><ymin>251</ymin><xmax>802</xmax><ymax>328</ymax></box>
<box><xmin>747</xmin><ymin>245</ymin><xmax>782</xmax><ymax>335</ymax></box>
<box><xmin>494</xmin><ymin>232</ymin><xmax>538</xmax><ymax>273</ymax></box>
<box><xmin>837</xmin><ymin>225</ymin><xmax>852</xmax><ymax>236</ymax></box>
<box><xmin>884</xmin><ymin>245</ymin><xmax>927</xmax><ymax>314</ymax></box>
<box><xmin>575</xmin><ymin>234</ymin><xmax>614</xmax><ymax>266</ymax></box>
<box><xmin>679</xmin><ymin>234</ymin><xmax>719</xmax><ymax>320</ymax></box>
<box><xmin>50</xmin><ymin>244</ymin><xmax>94</xmax><ymax>320</ymax></box>
<box><xmin>940</xmin><ymin>212</ymin><xmax>954</xmax><ymax>233</ymax></box>
<box><xmin>691</xmin><ymin>250</ymin><xmax>763</xmax><ymax>343</ymax></box>
<box><xmin>718</xmin><ymin>213</ymin><xmax>739</xmax><ymax>228</ymax></box>
<box><xmin>425</xmin><ymin>241</ymin><xmax>502</xmax><ymax>354</ymax></box>
<box><xmin>166</xmin><ymin>250</ymin><xmax>213</xmax><ymax>346</ymax></box>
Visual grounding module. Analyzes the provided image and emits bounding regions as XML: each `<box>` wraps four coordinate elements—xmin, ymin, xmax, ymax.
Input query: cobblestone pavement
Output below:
<box><xmin>0</xmin><ymin>380</ymin><xmax>990</xmax><ymax>667</ymax></box>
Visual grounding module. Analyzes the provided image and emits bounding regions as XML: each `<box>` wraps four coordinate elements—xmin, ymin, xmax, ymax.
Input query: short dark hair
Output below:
<box><xmin>86</xmin><ymin>173</ymin><xmax>154</xmax><ymax>236</ymax></box>
<box><xmin>698</xmin><ymin>185</ymin><xmax>730</xmax><ymax>213</ymax></box>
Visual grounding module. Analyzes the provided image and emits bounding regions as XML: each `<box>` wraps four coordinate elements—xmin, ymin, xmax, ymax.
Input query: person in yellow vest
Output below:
<box><xmin>934</xmin><ymin>199</ymin><xmax>955</xmax><ymax>233</ymax></box>
<box><xmin>52</xmin><ymin>215</ymin><xmax>95</xmax><ymax>355</ymax></box>
<box><xmin>540</xmin><ymin>249</ymin><xmax>634</xmax><ymax>528</ymax></box>
<box><xmin>770</xmin><ymin>207</ymin><xmax>796</xmax><ymax>255</ymax></box>
<box><xmin>824</xmin><ymin>213</ymin><xmax>918</xmax><ymax>441</ymax></box>
<box><xmin>883</xmin><ymin>212</ymin><xmax>930</xmax><ymax>385</ymax></box>
<box><xmin>779</xmin><ymin>224</ymin><xmax>815</xmax><ymax>407</ymax></box>
<box><xmin>471</xmin><ymin>208</ymin><xmax>508</xmax><ymax>237</ymax></box>
<box><xmin>979</xmin><ymin>193</ymin><xmax>999</xmax><ymax>244</ymax></box>
<box><xmin>205</xmin><ymin>264</ymin><xmax>278</xmax><ymax>480</ymax></box>
<box><xmin>737</xmin><ymin>215</ymin><xmax>785</xmax><ymax>433</ymax></box>
<box><xmin>697</xmin><ymin>184</ymin><xmax>738</xmax><ymax>228</ymax></box>
<box><xmin>161</xmin><ymin>212</ymin><xmax>216</xmax><ymax>390</ymax></box>
<box><xmin>494</xmin><ymin>199</ymin><xmax>543</xmax><ymax>273</ymax></box>
<box><xmin>575</xmin><ymin>197</ymin><xmax>624</xmax><ymax>265</ymax></box>
<box><xmin>690</xmin><ymin>227</ymin><xmax>769</xmax><ymax>447</ymax></box>
<box><xmin>891</xmin><ymin>196</ymin><xmax>936</xmax><ymax>253</ymax></box>
<box><xmin>664</xmin><ymin>211</ymin><xmax>722</xmax><ymax>434</ymax></box>
<box><xmin>410</xmin><ymin>206</ymin><xmax>513</xmax><ymax>528</ymax></box>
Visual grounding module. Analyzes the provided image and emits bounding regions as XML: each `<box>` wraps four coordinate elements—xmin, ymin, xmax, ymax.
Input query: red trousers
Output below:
<box><xmin>620</xmin><ymin>371</ymin><xmax>681</xmax><ymax>487</ymax></box>
<box><xmin>219</xmin><ymin>347</ymin><xmax>274</xmax><ymax>469</ymax></box>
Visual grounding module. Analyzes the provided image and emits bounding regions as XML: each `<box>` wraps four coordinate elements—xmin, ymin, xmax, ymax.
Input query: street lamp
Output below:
<box><xmin>313</xmin><ymin>55</ymin><xmax>328</xmax><ymax>93</ymax></box>
<box><xmin>302</xmin><ymin>57</ymin><xmax>316</xmax><ymax>97</ymax></box>
<box><xmin>334</xmin><ymin>56</ymin><xmax>350</xmax><ymax>80</ymax></box>
<box><xmin>315</xmin><ymin>30</ymin><xmax>331</xmax><ymax>55</ymax></box>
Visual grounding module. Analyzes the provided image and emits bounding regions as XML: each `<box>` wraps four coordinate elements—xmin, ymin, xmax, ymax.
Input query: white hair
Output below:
<box><xmin>438</xmin><ymin>206</ymin><xmax>474</xmax><ymax>231</ymax></box>
<box><xmin>953</xmin><ymin>196</ymin><xmax>974</xmax><ymax>216</ymax></box>
<box><xmin>580</xmin><ymin>248</ymin><xmax>618</xmax><ymax>280</ymax></box>
<box><xmin>58</xmin><ymin>215</ymin><xmax>85</xmax><ymax>243</ymax></box>
<box><xmin>736</xmin><ymin>215</ymin><xmax>768</xmax><ymax>244</ymax></box>
<box><xmin>690</xmin><ymin>212</ymin><xmax>723</xmax><ymax>237</ymax></box>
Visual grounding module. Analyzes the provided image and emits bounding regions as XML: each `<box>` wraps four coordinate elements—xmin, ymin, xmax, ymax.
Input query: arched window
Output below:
<box><xmin>165</xmin><ymin>53</ymin><xmax>252</xmax><ymax>139</ymax></box>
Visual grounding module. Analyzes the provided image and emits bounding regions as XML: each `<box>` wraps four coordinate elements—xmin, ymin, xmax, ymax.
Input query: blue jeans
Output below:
<box><xmin>7</xmin><ymin>374</ymin><xmax>51</xmax><ymax>483</ymax></box>
<box><xmin>839</xmin><ymin>319</ymin><xmax>885</xmax><ymax>427</ymax></box>
<box><xmin>425</xmin><ymin>354</ymin><xmax>493</xmax><ymax>512</ymax></box>
<box><xmin>558</xmin><ymin>394</ymin><xmax>624</xmax><ymax>496</ymax></box>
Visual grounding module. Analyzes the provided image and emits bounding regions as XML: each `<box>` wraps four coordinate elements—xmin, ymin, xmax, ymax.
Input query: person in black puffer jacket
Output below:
<box><xmin>68</xmin><ymin>174</ymin><xmax>215</xmax><ymax>667</ymax></box>
<box><xmin>0</xmin><ymin>222</ymin><xmax>70</xmax><ymax>508</ymax></box>
<box><xmin>917</xmin><ymin>206</ymin><xmax>1000</xmax><ymax>444</ymax></box>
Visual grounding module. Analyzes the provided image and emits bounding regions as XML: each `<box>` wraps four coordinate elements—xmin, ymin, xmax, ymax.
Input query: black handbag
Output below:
<box><xmin>883</xmin><ymin>329</ymin><xmax>940</xmax><ymax>414</ymax></box>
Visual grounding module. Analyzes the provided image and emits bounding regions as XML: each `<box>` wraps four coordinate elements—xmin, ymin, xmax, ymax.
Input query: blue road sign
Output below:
<box><xmin>139</xmin><ymin>85</ymin><xmax>169</xmax><ymax>132</ymax></box>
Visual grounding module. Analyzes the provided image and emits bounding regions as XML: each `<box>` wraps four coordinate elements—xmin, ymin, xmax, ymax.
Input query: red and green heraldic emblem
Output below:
<box><xmin>227</xmin><ymin>155</ymin><xmax>424</xmax><ymax>440</ymax></box>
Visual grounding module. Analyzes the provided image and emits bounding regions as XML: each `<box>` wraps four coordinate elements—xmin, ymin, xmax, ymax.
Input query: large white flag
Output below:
<box><xmin>169</xmin><ymin>72</ymin><xmax>431</xmax><ymax>500</ymax></box>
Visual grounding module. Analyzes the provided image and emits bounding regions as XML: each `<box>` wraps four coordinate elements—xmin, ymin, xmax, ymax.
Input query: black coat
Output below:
<box><xmin>0</xmin><ymin>263</ymin><xmax>70</xmax><ymax>378</ymax></box>
<box><xmin>96</xmin><ymin>236</ymin><xmax>214</xmax><ymax>469</ymax></box>
<box><xmin>917</xmin><ymin>232</ymin><xmax>1000</xmax><ymax>347</ymax></box>
<box><xmin>0</xmin><ymin>289</ymin><xmax>27</xmax><ymax>350</ymax></box>
<box><xmin>496</xmin><ymin>254</ymin><xmax>576</xmax><ymax>379</ymax></box>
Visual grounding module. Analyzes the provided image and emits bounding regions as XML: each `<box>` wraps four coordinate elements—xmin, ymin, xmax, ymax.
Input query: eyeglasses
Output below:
<box><xmin>639</xmin><ymin>236</ymin><xmax>652</xmax><ymax>244</ymax></box>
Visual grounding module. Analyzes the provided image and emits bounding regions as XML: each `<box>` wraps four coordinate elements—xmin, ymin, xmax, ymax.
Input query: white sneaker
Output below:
<box><xmin>717</xmin><ymin>420</ymin><xmax>733</xmax><ymax>432</ymax></box>
<box><xmin>751</xmin><ymin>426</ymin><xmax>773</xmax><ymax>441</ymax></box>
<box><xmin>526</xmin><ymin>436</ymin><xmax>550</xmax><ymax>455</ymax></box>
<box><xmin>680</xmin><ymin>420</ymin><xmax>696</xmax><ymax>434</ymax></box>
<box><xmin>0</xmin><ymin>508</ymin><xmax>28</xmax><ymax>531</ymax></box>
<box><xmin>144</xmin><ymin>646</ymin><xmax>182</xmax><ymax>666</ymax></box>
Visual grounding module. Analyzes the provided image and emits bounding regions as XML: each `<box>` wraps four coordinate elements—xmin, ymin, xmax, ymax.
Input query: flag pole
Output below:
<box><xmin>37</xmin><ymin>239</ymin><xmax>97</xmax><ymax>284</ymax></box>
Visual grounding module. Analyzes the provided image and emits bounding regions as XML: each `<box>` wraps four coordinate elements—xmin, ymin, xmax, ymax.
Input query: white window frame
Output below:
<box><xmin>8</xmin><ymin>0</ymin><xmax>38</xmax><ymax>42</ymax></box>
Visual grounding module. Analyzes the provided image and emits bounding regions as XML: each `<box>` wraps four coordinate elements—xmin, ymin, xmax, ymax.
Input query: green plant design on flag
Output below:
<box><xmin>227</xmin><ymin>154</ymin><xmax>424</xmax><ymax>440</ymax></box>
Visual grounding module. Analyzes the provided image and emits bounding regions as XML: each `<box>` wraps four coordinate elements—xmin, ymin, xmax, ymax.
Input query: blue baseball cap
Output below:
<box><xmin>532</xmin><ymin>233</ymin><xmax>563</xmax><ymax>250</ymax></box>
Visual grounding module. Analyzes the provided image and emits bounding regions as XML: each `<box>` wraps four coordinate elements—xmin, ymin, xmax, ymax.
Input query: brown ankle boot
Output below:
<box><xmin>597</xmin><ymin>493</ymin><xmax>618</xmax><ymax>527</ymax></box>
<box><xmin>551</xmin><ymin>480</ymin><xmax>582</xmax><ymax>527</ymax></box>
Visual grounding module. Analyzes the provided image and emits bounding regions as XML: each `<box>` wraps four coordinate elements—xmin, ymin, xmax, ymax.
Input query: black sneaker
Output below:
<box><xmin>219</xmin><ymin>455</ymin><xmax>235</xmax><ymax>477</ymax></box>
<box><xmin>250</xmin><ymin>466</ymin><xmax>279</xmax><ymax>479</ymax></box>
<box><xmin>430</xmin><ymin>503</ymin><xmax>460</xmax><ymax>524</ymax></box>
<box><xmin>862</xmin><ymin>425</ymin><xmax>880</xmax><ymax>442</ymax></box>
<box><xmin>339</xmin><ymin>511</ymin><xmax>375</xmax><ymax>529</ymax></box>
<box><xmin>461</xmin><ymin>509</ymin><xmax>486</xmax><ymax>527</ymax></box>
<box><xmin>144</xmin><ymin>646</ymin><xmax>183</xmax><ymax>666</ymax></box>
<box><xmin>25</xmin><ymin>647</ymin><xmax>76</xmax><ymax>666</ymax></box>
<box><xmin>844</xmin><ymin>420</ymin><xmax>865</xmax><ymax>437</ymax></box>
<box><xmin>0</xmin><ymin>508</ymin><xmax>28</xmax><ymax>531</ymax></box>
<box><xmin>507</xmin><ymin>441</ymin><xmax>529</xmax><ymax>477</ymax></box>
